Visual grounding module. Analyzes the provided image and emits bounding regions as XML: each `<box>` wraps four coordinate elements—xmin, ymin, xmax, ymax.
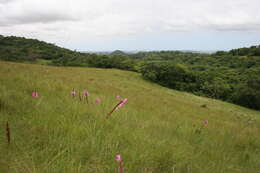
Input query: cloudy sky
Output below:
<box><xmin>0</xmin><ymin>0</ymin><xmax>260</xmax><ymax>51</ymax></box>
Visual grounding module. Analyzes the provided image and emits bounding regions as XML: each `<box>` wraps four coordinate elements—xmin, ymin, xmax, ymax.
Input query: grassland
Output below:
<box><xmin>0</xmin><ymin>61</ymin><xmax>260</xmax><ymax>173</ymax></box>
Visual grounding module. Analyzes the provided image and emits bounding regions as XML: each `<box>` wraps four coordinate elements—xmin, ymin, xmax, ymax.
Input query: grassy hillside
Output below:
<box><xmin>0</xmin><ymin>61</ymin><xmax>260</xmax><ymax>173</ymax></box>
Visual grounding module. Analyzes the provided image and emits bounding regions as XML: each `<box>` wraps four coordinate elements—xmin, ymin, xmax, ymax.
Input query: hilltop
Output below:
<box><xmin>0</xmin><ymin>61</ymin><xmax>260</xmax><ymax>172</ymax></box>
<box><xmin>0</xmin><ymin>35</ymin><xmax>74</xmax><ymax>62</ymax></box>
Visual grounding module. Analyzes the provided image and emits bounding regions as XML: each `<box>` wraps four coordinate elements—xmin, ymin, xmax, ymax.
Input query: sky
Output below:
<box><xmin>0</xmin><ymin>0</ymin><xmax>260</xmax><ymax>51</ymax></box>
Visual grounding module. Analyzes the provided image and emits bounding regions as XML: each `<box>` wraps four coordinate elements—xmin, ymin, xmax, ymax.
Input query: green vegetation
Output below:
<box><xmin>1</xmin><ymin>35</ymin><xmax>260</xmax><ymax>110</ymax></box>
<box><xmin>139</xmin><ymin>51</ymin><xmax>260</xmax><ymax>110</ymax></box>
<box><xmin>0</xmin><ymin>35</ymin><xmax>138</xmax><ymax>70</ymax></box>
<box><xmin>1</xmin><ymin>61</ymin><xmax>260</xmax><ymax>173</ymax></box>
<box><xmin>0</xmin><ymin>35</ymin><xmax>73</xmax><ymax>62</ymax></box>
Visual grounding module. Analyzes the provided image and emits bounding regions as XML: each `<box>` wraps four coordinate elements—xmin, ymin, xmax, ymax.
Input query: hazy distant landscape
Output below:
<box><xmin>82</xmin><ymin>50</ymin><xmax>217</xmax><ymax>55</ymax></box>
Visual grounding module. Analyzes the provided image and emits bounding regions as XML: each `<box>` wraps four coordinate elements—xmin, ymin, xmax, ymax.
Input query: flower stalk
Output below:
<box><xmin>106</xmin><ymin>98</ymin><xmax>128</xmax><ymax>119</ymax></box>
<box><xmin>6</xmin><ymin>121</ymin><xmax>10</xmax><ymax>145</ymax></box>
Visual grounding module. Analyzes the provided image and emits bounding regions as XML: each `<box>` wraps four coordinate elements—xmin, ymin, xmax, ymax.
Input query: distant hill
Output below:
<box><xmin>0</xmin><ymin>35</ymin><xmax>81</xmax><ymax>62</ymax></box>
<box><xmin>230</xmin><ymin>45</ymin><xmax>260</xmax><ymax>56</ymax></box>
<box><xmin>110</xmin><ymin>50</ymin><xmax>127</xmax><ymax>56</ymax></box>
<box><xmin>215</xmin><ymin>45</ymin><xmax>260</xmax><ymax>56</ymax></box>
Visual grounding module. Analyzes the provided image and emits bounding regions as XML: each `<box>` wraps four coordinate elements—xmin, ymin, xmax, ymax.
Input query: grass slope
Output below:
<box><xmin>0</xmin><ymin>61</ymin><xmax>260</xmax><ymax>173</ymax></box>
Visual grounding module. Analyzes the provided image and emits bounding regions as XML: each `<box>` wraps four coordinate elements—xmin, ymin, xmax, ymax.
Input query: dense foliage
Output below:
<box><xmin>0</xmin><ymin>35</ymin><xmax>75</xmax><ymax>62</ymax></box>
<box><xmin>1</xmin><ymin>35</ymin><xmax>260</xmax><ymax>110</ymax></box>
<box><xmin>140</xmin><ymin>53</ymin><xmax>260</xmax><ymax>110</ymax></box>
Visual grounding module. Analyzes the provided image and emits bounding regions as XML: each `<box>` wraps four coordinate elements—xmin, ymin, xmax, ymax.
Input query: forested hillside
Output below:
<box><xmin>1</xmin><ymin>35</ymin><xmax>260</xmax><ymax>110</ymax></box>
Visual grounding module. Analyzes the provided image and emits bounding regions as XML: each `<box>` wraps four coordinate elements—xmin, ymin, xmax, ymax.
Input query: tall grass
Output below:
<box><xmin>0</xmin><ymin>61</ymin><xmax>260</xmax><ymax>173</ymax></box>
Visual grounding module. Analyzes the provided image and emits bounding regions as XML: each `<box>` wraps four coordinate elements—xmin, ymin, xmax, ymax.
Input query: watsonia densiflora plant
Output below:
<box><xmin>106</xmin><ymin>98</ymin><xmax>128</xmax><ymax>119</ymax></box>
<box><xmin>5</xmin><ymin>121</ymin><xmax>10</xmax><ymax>145</ymax></box>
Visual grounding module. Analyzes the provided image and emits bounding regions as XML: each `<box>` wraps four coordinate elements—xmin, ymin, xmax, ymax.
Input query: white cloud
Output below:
<box><xmin>0</xmin><ymin>0</ymin><xmax>259</xmax><ymax>48</ymax></box>
<box><xmin>0</xmin><ymin>0</ymin><xmax>15</xmax><ymax>4</ymax></box>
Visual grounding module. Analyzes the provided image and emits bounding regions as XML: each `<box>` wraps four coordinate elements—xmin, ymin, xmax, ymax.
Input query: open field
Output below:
<box><xmin>0</xmin><ymin>61</ymin><xmax>260</xmax><ymax>173</ymax></box>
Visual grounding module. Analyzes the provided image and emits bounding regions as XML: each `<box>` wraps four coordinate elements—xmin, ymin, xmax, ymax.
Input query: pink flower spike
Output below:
<box><xmin>116</xmin><ymin>154</ymin><xmax>124</xmax><ymax>173</ymax></box>
<box><xmin>32</xmin><ymin>91</ymin><xmax>39</xmax><ymax>98</ymax></box>
<box><xmin>95</xmin><ymin>98</ymin><xmax>101</xmax><ymax>104</ymax></box>
<box><xmin>116</xmin><ymin>95</ymin><xmax>121</xmax><ymax>100</ymax></box>
<box><xmin>116</xmin><ymin>154</ymin><xmax>122</xmax><ymax>162</ymax></box>
<box><xmin>106</xmin><ymin>98</ymin><xmax>128</xmax><ymax>118</ymax></box>
<box><xmin>71</xmin><ymin>90</ymin><xmax>76</xmax><ymax>97</ymax></box>
<box><xmin>204</xmin><ymin>120</ymin><xmax>209</xmax><ymax>125</ymax></box>
<box><xmin>115</xmin><ymin>98</ymin><xmax>128</xmax><ymax>110</ymax></box>
<box><xmin>83</xmin><ymin>89</ymin><xmax>89</xmax><ymax>97</ymax></box>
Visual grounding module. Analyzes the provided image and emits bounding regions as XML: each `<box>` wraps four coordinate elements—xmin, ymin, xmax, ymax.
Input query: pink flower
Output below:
<box><xmin>115</xmin><ymin>98</ymin><xmax>128</xmax><ymax>111</ymax></box>
<box><xmin>32</xmin><ymin>91</ymin><xmax>39</xmax><ymax>98</ymax></box>
<box><xmin>71</xmin><ymin>90</ymin><xmax>76</xmax><ymax>97</ymax></box>
<box><xmin>116</xmin><ymin>95</ymin><xmax>121</xmax><ymax>100</ymax></box>
<box><xmin>116</xmin><ymin>154</ymin><xmax>124</xmax><ymax>173</ymax></box>
<box><xmin>204</xmin><ymin>120</ymin><xmax>209</xmax><ymax>125</ymax></box>
<box><xmin>116</xmin><ymin>154</ymin><xmax>122</xmax><ymax>162</ymax></box>
<box><xmin>83</xmin><ymin>89</ymin><xmax>89</xmax><ymax>97</ymax></box>
<box><xmin>95</xmin><ymin>98</ymin><xmax>101</xmax><ymax>104</ymax></box>
<box><xmin>106</xmin><ymin>98</ymin><xmax>128</xmax><ymax>118</ymax></box>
